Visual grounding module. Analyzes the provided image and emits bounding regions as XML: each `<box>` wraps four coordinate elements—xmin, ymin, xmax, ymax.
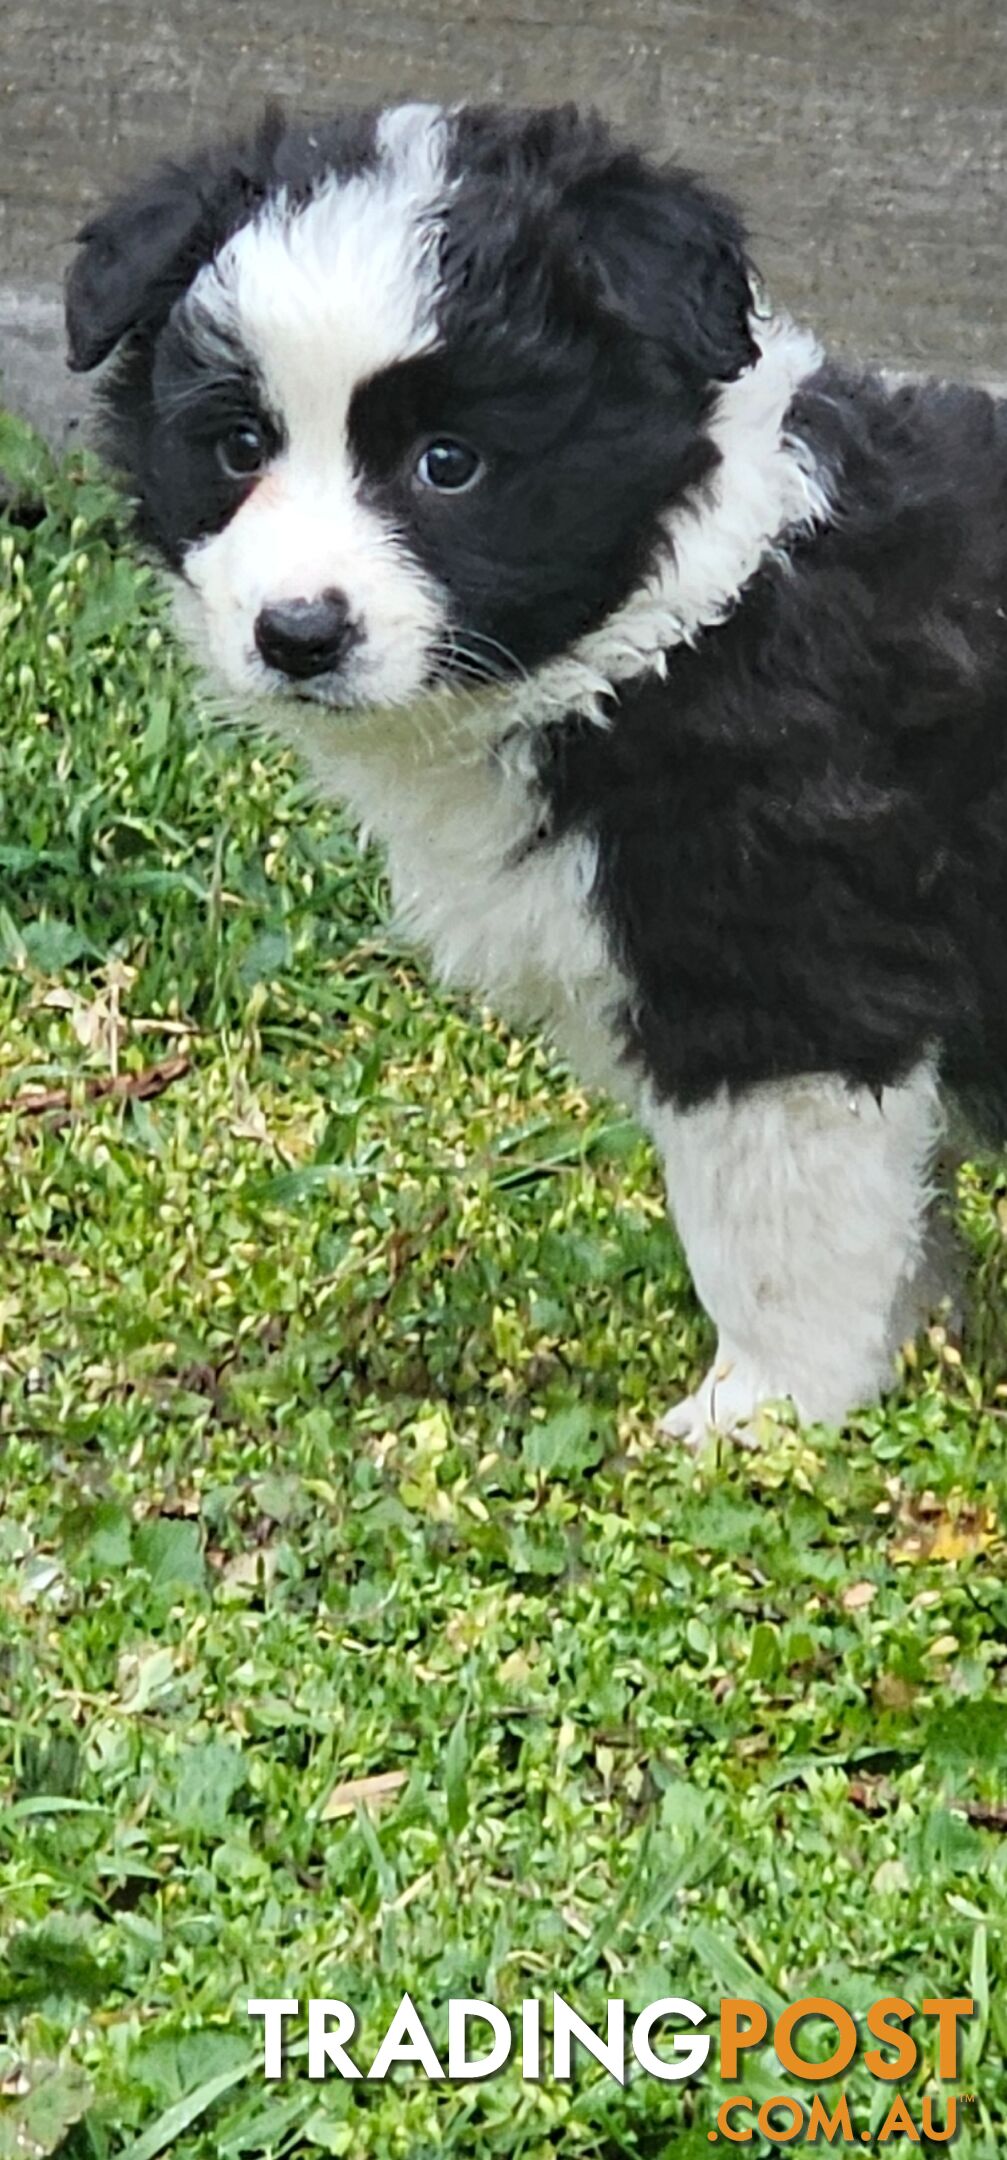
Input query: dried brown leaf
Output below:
<box><xmin>320</xmin><ymin>1769</ymin><xmax>408</xmax><ymax>1821</ymax></box>
<box><xmin>841</xmin><ymin>1579</ymin><xmax>878</xmax><ymax>1612</ymax></box>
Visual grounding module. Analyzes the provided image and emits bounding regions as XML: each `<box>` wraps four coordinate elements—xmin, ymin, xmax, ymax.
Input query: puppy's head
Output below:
<box><xmin>67</xmin><ymin>103</ymin><xmax>756</xmax><ymax>715</ymax></box>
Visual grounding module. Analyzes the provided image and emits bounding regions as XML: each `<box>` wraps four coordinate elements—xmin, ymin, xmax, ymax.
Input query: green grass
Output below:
<box><xmin>0</xmin><ymin>409</ymin><xmax>1005</xmax><ymax>2159</ymax></box>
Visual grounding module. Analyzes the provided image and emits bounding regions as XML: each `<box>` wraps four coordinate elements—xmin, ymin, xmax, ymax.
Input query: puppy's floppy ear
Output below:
<box><xmin>65</xmin><ymin>104</ymin><xmax>358</xmax><ymax>374</ymax></box>
<box><xmin>569</xmin><ymin>152</ymin><xmax>759</xmax><ymax>384</ymax></box>
<box><xmin>65</xmin><ymin>163</ymin><xmax>219</xmax><ymax>373</ymax></box>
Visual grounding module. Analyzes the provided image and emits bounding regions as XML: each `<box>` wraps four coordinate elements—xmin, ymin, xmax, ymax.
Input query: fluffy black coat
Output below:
<box><xmin>538</xmin><ymin>368</ymin><xmax>1007</xmax><ymax>1121</ymax></box>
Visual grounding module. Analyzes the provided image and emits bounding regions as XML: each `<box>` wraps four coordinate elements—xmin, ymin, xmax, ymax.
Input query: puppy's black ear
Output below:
<box><xmin>570</xmin><ymin>153</ymin><xmax>759</xmax><ymax>384</ymax></box>
<box><xmin>65</xmin><ymin>164</ymin><xmax>219</xmax><ymax>373</ymax></box>
<box><xmin>66</xmin><ymin>109</ymin><xmax>295</xmax><ymax>373</ymax></box>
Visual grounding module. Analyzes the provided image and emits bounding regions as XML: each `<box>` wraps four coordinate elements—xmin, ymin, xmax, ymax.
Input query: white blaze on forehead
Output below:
<box><xmin>197</xmin><ymin>101</ymin><xmax>449</xmax><ymax>423</ymax></box>
<box><xmin>179</xmin><ymin>102</ymin><xmax>453</xmax><ymax>708</ymax></box>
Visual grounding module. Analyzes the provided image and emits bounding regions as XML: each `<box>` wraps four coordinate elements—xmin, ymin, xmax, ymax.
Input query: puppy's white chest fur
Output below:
<box><xmin>282</xmin><ymin>700</ymin><xmax>633</xmax><ymax>1096</ymax></box>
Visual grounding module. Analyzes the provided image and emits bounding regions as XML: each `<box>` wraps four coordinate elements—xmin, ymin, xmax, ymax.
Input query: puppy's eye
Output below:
<box><xmin>415</xmin><ymin>439</ymin><xmax>482</xmax><ymax>493</ymax></box>
<box><xmin>216</xmin><ymin>422</ymin><xmax>268</xmax><ymax>480</ymax></box>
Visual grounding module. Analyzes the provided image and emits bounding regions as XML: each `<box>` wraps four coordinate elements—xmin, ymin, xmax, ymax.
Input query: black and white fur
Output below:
<box><xmin>65</xmin><ymin>102</ymin><xmax>1007</xmax><ymax>1440</ymax></box>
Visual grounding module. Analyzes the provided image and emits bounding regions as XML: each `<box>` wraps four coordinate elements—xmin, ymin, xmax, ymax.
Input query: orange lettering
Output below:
<box><xmin>921</xmin><ymin>1997</ymin><xmax>973</xmax><ymax>2078</ymax></box>
<box><xmin>775</xmin><ymin>1997</ymin><xmax>857</xmax><ymax>2082</ymax></box>
<box><xmin>720</xmin><ymin>2000</ymin><xmax>769</xmax><ymax>2079</ymax></box>
<box><xmin>758</xmin><ymin>2096</ymin><xmax>804</xmax><ymax>2142</ymax></box>
<box><xmin>878</xmin><ymin>2094</ymin><xmax>920</xmax><ymax>2142</ymax></box>
<box><xmin>865</xmin><ymin>1995</ymin><xmax>916</xmax><ymax>2080</ymax></box>
<box><xmin>920</xmin><ymin>2096</ymin><xmax>958</xmax><ymax>2143</ymax></box>
<box><xmin>807</xmin><ymin>2094</ymin><xmax>855</xmax><ymax>2143</ymax></box>
<box><xmin>717</xmin><ymin>2096</ymin><xmax>755</xmax><ymax>2143</ymax></box>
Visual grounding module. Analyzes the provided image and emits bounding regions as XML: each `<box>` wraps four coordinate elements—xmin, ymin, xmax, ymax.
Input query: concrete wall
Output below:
<box><xmin>1</xmin><ymin>1</ymin><xmax>1004</xmax><ymax>442</ymax></box>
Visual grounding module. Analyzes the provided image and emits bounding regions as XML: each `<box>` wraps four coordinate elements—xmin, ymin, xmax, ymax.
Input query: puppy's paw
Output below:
<box><xmin>658</xmin><ymin>1388</ymin><xmax>716</xmax><ymax>1451</ymax></box>
<box><xmin>658</xmin><ymin>1351</ymin><xmax>783</xmax><ymax>1451</ymax></box>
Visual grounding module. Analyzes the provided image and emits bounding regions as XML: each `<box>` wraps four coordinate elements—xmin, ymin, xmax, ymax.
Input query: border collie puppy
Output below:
<box><xmin>65</xmin><ymin>103</ymin><xmax>1007</xmax><ymax>1440</ymax></box>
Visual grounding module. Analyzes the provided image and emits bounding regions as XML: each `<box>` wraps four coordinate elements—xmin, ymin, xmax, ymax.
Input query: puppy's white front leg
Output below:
<box><xmin>649</xmin><ymin>1062</ymin><xmax>943</xmax><ymax>1441</ymax></box>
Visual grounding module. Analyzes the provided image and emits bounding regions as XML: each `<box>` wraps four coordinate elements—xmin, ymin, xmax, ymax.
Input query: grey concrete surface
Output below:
<box><xmin>1</xmin><ymin>2</ymin><xmax>1004</xmax><ymax>440</ymax></box>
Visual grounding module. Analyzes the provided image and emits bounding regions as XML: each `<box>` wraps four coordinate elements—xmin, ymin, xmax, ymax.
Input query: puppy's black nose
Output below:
<box><xmin>254</xmin><ymin>590</ymin><xmax>354</xmax><ymax>680</ymax></box>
